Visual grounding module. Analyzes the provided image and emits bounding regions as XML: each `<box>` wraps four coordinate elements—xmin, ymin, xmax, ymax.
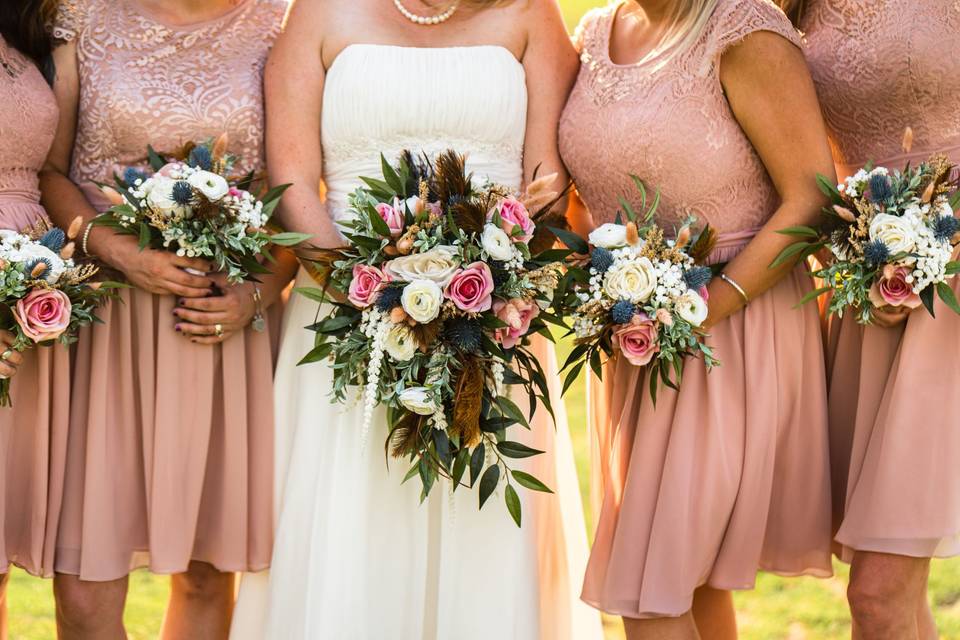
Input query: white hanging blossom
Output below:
<box><xmin>359</xmin><ymin>310</ymin><xmax>391</xmax><ymax>451</ymax></box>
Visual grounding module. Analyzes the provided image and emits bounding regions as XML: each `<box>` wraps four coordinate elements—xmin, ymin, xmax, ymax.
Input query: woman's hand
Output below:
<box><xmin>173</xmin><ymin>274</ymin><xmax>257</xmax><ymax>345</ymax></box>
<box><xmin>870</xmin><ymin>305</ymin><xmax>913</xmax><ymax>328</ymax></box>
<box><xmin>106</xmin><ymin>236</ymin><xmax>214</xmax><ymax>298</ymax></box>
<box><xmin>0</xmin><ymin>331</ymin><xmax>24</xmax><ymax>379</ymax></box>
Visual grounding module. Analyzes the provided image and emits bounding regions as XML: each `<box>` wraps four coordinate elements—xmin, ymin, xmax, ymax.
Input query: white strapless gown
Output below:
<box><xmin>231</xmin><ymin>45</ymin><xmax>601</xmax><ymax>640</ymax></box>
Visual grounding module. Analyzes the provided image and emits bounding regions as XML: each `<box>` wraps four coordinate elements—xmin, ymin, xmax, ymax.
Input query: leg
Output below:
<box><xmin>0</xmin><ymin>571</ymin><xmax>8</xmax><ymax>640</ymax></box>
<box><xmin>161</xmin><ymin>561</ymin><xmax>235</xmax><ymax>640</ymax></box>
<box><xmin>915</xmin><ymin>561</ymin><xmax>937</xmax><ymax>640</ymax></box>
<box><xmin>54</xmin><ymin>573</ymin><xmax>129</xmax><ymax>640</ymax></box>
<box><xmin>847</xmin><ymin>551</ymin><xmax>932</xmax><ymax>640</ymax></box>
<box><xmin>624</xmin><ymin>612</ymin><xmax>701</xmax><ymax>640</ymax></box>
<box><xmin>691</xmin><ymin>586</ymin><xmax>737</xmax><ymax>640</ymax></box>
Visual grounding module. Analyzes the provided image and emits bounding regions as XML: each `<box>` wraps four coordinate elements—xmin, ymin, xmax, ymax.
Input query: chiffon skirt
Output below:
<box><xmin>583</xmin><ymin>265</ymin><xmax>833</xmax><ymax>618</ymax></box>
<box><xmin>1</xmin><ymin>201</ymin><xmax>69</xmax><ymax>577</ymax></box>
<box><xmin>231</xmin><ymin>269</ymin><xmax>602</xmax><ymax>640</ymax></box>
<box><xmin>827</xmin><ymin>275</ymin><xmax>960</xmax><ymax>561</ymax></box>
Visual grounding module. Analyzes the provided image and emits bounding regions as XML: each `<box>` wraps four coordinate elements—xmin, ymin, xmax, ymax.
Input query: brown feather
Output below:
<box><xmin>449</xmin><ymin>358</ymin><xmax>483</xmax><ymax>447</ymax></box>
<box><xmin>528</xmin><ymin>209</ymin><xmax>568</xmax><ymax>255</ymax></box>
<box><xmin>688</xmin><ymin>225</ymin><xmax>717</xmax><ymax>265</ymax></box>
<box><xmin>389</xmin><ymin>413</ymin><xmax>425</xmax><ymax>458</ymax></box>
<box><xmin>432</xmin><ymin>150</ymin><xmax>472</xmax><ymax>204</ymax></box>
<box><xmin>410</xmin><ymin>320</ymin><xmax>442</xmax><ymax>351</ymax></box>
<box><xmin>449</xmin><ymin>199</ymin><xmax>486</xmax><ymax>235</ymax></box>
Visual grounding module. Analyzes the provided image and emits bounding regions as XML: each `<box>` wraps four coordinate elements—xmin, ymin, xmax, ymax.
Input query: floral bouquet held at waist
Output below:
<box><xmin>553</xmin><ymin>177</ymin><xmax>720</xmax><ymax>404</ymax></box>
<box><xmin>773</xmin><ymin>153</ymin><xmax>960</xmax><ymax>324</ymax></box>
<box><xmin>297</xmin><ymin>150</ymin><xmax>572</xmax><ymax>525</ymax></box>
<box><xmin>0</xmin><ymin>217</ymin><xmax>118</xmax><ymax>406</ymax></box>
<box><xmin>94</xmin><ymin>135</ymin><xmax>307</xmax><ymax>284</ymax></box>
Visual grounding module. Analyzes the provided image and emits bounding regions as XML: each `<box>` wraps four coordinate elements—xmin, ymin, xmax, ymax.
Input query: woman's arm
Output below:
<box><xmin>519</xmin><ymin>0</ymin><xmax>580</xmax><ymax>214</ymax></box>
<box><xmin>40</xmin><ymin>43</ymin><xmax>214</xmax><ymax>298</ymax></box>
<box><xmin>702</xmin><ymin>30</ymin><xmax>836</xmax><ymax>329</ymax></box>
<box><xmin>263</xmin><ymin>0</ymin><xmax>342</xmax><ymax>249</ymax></box>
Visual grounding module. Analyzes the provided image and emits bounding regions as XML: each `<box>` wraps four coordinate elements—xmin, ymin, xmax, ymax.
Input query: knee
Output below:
<box><xmin>847</xmin><ymin>577</ymin><xmax>904</xmax><ymax>628</ymax></box>
<box><xmin>54</xmin><ymin>577</ymin><xmax>124</xmax><ymax>631</ymax></box>
<box><xmin>173</xmin><ymin>563</ymin><xmax>233</xmax><ymax>603</ymax></box>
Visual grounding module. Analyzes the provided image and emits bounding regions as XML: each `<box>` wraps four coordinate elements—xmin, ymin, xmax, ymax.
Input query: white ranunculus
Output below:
<box><xmin>187</xmin><ymin>170</ymin><xmax>230</xmax><ymax>202</ymax></box>
<box><xmin>481</xmin><ymin>224</ymin><xmax>514</xmax><ymax>261</ymax></box>
<box><xmin>603</xmin><ymin>256</ymin><xmax>657</xmax><ymax>303</ymax></box>
<box><xmin>384</xmin><ymin>324</ymin><xmax>417</xmax><ymax>361</ymax></box>
<box><xmin>589</xmin><ymin>223</ymin><xmax>628</xmax><ymax>249</ymax></box>
<box><xmin>398</xmin><ymin>387</ymin><xmax>435</xmax><ymax>415</ymax></box>
<box><xmin>146</xmin><ymin>177</ymin><xmax>189</xmax><ymax>218</ymax></box>
<box><xmin>869</xmin><ymin>213</ymin><xmax>916</xmax><ymax>255</ymax></box>
<box><xmin>675</xmin><ymin>290</ymin><xmax>709</xmax><ymax>327</ymax></box>
<box><xmin>385</xmin><ymin>245</ymin><xmax>460</xmax><ymax>285</ymax></box>
<box><xmin>401</xmin><ymin>279</ymin><xmax>443</xmax><ymax>323</ymax></box>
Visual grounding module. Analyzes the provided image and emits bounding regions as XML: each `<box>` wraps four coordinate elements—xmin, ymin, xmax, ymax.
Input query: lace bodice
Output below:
<box><xmin>54</xmin><ymin>0</ymin><xmax>287</xmax><ymax>184</ymax></box>
<box><xmin>559</xmin><ymin>0</ymin><xmax>800</xmax><ymax>238</ymax></box>
<box><xmin>802</xmin><ymin>0</ymin><xmax>960</xmax><ymax>174</ymax></box>
<box><xmin>321</xmin><ymin>44</ymin><xmax>527</xmax><ymax>222</ymax></box>
<box><xmin>0</xmin><ymin>36</ymin><xmax>58</xmax><ymax>206</ymax></box>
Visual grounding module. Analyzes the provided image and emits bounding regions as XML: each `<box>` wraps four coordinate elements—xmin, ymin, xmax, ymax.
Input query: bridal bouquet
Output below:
<box><xmin>96</xmin><ymin>136</ymin><xmax>305</xmax><ymax>284</ymax></box>
<box><xmin>773</xmin><ymin>154</ymin><xmax>960</xmax><ymax>323</ymax></box>
<box><xmin>299</xmin><ymin>150</ymin><xmax>572</xmax><ymax>525</ymax></box>
<box><xmin>0</xmin><ymin>218</ymin><xmax>115</xmax><ymax>406</ymax></box>
<box><xmin>554</xmin><ymin>178</ymin><xmax>719</xmax><ymax>403</ymax></box>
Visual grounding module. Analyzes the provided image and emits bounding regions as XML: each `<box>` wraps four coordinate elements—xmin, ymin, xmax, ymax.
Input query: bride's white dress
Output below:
<box><xmin>231</xmin><ymin>44</ymin><xmax>601</xmax><ymax>640</ymax></box>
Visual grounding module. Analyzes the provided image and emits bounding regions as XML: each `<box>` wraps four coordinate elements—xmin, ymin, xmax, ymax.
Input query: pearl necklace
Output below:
<box><xmin>393</xmin><ymin>0</ymin><xmax>459</xmax><ymax>25</ymax></box>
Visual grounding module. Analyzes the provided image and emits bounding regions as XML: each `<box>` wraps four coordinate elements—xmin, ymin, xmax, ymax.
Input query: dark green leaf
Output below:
<box><xmin>367</xmin><ymin>204</ymin><xmax>393</xmax><ymax>238</ymax></box>
<box><xmin>937</xmin><ymin>281</ymin><xmax>960</xmax><ymax>315</ymax></box>
<box><xmin>548</xmin><ymin>226</ymin><xmax>589</xmax><ymax>254</ymax></box>
<box><xmin>795</xmin><ymin>285</ymin><xmax>832</xmax><ymax>308</ymax></box>
<box><xmin>138</xmin><ymin>222</ymin><xmax>152</xmax><ymax>250</ymax></box>
<box><xmin>511</xmin><ymin>470</ymin><xmax>552</xmax><ymax>493</ymax></box>
<box><xmin>505</xmin><ymin>484</ymin><xmax>521</xmax><ymax>527</ymax></box>
<box><xmin>946</xmin><ymin>261</ymin><xmax>960</xmax><ymax>276</ymax></box>
<box><xmin>469</xmin><ymin>443</ymin><xmax>485</xmax><ymax>486</ymax></box>
<box><xmin>496</xmin><ymin>441</ymin><xmax>544</xmax><ymax>459</ymax></box>
<box><xmin>270</xmin><ymin>231</ymin><xmax>312</xmax><ymax>246</ymax></box>
<box><xmin>146</xmin><ymin>145</ymin><xmax>166</xmax><ymax>171</ymax></box>
<box><xmin>769</xmin><ymin>241</ymin><xmax>812</xmax><ymax>268</ymax></box>
<box><xmin>562</xmin><ymin>361</ymin><xmax>584</xmax><ymax>396</ymax></box>
<box><xmin>478</xmin><ymin>464</ymin><xmax>500</xmax><ymax>509</ymax></box>
<box><xmin>380</xmin><ymin>154</ymin><xmax>405</xmax><ymax>194</ymax></box>
<box><xmin>297</xmin><ymin>343</ymin><xmax>332</xmax><ymax>365</ymax></box>
<box><xmin>495</xmin><ymin>397</ymin><xmax>529</xmax><ymax>428</ymax></box>
<box><xmin>920</xmin><ymin>285</ymin><xmax>936</xmax><ymax>317</ymax></box>
<box><xmin>777</xmin><ymin>225</ymin><xmax>820</xmax><ymax>238</ymax></box>
<box><xmin>451</xmin><ymin>448</ymin><xmax>469</xmax><ymax>490</ymax></box>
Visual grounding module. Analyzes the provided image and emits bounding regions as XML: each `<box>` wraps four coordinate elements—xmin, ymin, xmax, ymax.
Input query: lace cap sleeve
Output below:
<box><xmin>51</xmin><ymin>0</ymin><xmax>89</xmax><ymax>44</ymax></box>
<box><xmin>570</xmin><ymin>6</ymin><xmax>609</xmax><ymax>57</ymax></box>
<box><xmin>698</xmin><ymin>0</ymin><xmax>801</xmax><ymax>75</ymax></box>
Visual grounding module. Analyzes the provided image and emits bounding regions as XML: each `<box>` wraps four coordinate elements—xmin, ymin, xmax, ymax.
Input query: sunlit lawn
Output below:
<box><xmin>8</xmin><ymin>1</ymin><xmax>960</xmax><ymax>638</ymax></box>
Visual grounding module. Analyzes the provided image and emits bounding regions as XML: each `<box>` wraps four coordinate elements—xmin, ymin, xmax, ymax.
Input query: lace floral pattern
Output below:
<box><xmin>53</xmin><ymin>0</ymin><xmax>286</xmax><ymax>184</ymax></box>
<box><xmin>802</xmin><ymin>0</ymin><xmax>960</xmax><ymax>171</ymax></box>
<box><xmin>0</xmin><ymin>36</ymin><xmax>58</xmax><ymax>201</ymax></box>
<box><xmin>559</xmin><ymin>0</ymin><xmax>800</xmax><ymax>238</ymax></box>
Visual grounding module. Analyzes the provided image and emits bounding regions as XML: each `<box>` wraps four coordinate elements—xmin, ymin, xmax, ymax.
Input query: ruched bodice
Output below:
<box><xmin>321</xmin><ymin>44</ymin><xmax>527</xmax><ymax>221</ymax></box>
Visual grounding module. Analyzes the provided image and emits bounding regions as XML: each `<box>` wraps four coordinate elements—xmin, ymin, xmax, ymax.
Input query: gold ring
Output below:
<box><xmin>0</xmin><ymin>350</ymin><xmax>12</xmax><ymax>362</ymax></box>
<box><xmin>214</xmin><ymin>324</ymin><xmax>223</xmax><ymax>337</ymax></box>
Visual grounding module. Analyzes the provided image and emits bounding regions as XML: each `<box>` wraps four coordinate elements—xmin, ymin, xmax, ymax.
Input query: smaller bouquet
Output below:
<box><xmin>0</xmin><ymin>218</ymin><xmax>116</xmax><ymax>406</ymax></box>
<box><xmin>554</xmin><ymin>178</ymin><xmax>719</xmax><ymax>403</ymax></box>
<box><xmin>773</xmin><ymin>153</ymin><xmax>960</xmax><ymax>323</ymax></box>
<box><xmin>96</xmin><ymin>136</ymin><xmax>306</xmax><ymax>284</ymax></box>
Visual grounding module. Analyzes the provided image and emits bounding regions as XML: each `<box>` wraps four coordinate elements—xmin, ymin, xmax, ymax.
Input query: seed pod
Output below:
<box><xmin>674</xmin><ymin>226</ymin><xmax>692</xmax><ymax>250</ymax></box>
<box><xmin>383</xmin><ymin>245</ymin><xmax>399</xmax><ymax>257</ymax></box>
<box><xmin>902</xmin><ymin>126</ymin><xmax>914</xmax><ymax>154</ymax></box>
<box><xmin>390</xmin><ymin>307</ymin><xmax>408</xmax><ymax>324</ymax></box>
<box><xmin>67</xmin><ymin>216</ymin><xmax>85</xmax><ymax>239</ymax></box>
<box><xmin>31</xmin><ymin>262</ymin><xmax>48</xmax><ymax>278</ymax></box>
<box><xmin>833</xmin><ymin>205</ymin><xmax>856</xmax><ymax>222</ymax></box>
<box><xmin>625</xmin><ymin>221</ymin><xmax>640</xmax><ymax>246</ymax></box>
<box><xmin>212</xmin><ymin>132</ymin><xmax>229</xmax><ymax>161</ymax></box>
<box><xmin>921</xmin><ymin>181</ymin><xmax>936</xmax><ymax>204</ymax></box>
<box><xmin>60</xmin><ymin>241</ymin><xmax>76</xmax><ymax>260</ymax></box>
<box><xmin>396</xmin><ymin>235</ymin><xmax>415</xmax><ymax>255</ymax></box>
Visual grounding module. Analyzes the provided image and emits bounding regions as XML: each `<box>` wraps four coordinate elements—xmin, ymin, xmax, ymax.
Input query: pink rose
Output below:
<box><xmin>445</xmin><ymin>262</ymin><xmax>494</xmax><ymax>313</ymax></box>
<box><xmin>612</xmin><ymin>314</ymin><xmax>660</xmax><ymax>367</ymax></box>
<box><xmin>348</xmin><ymin>264</ymin><xmax>390</xmax><ymax>308</ymax></box>
<box><xmin>14</xmin><ymin>288</ymin><xmax>72</xmax><ymax>343</ymax></box>
<box><xmin>488</xmin><ymin>197</ymin><xmax>535</xmax><ymax>244</ymax></box>
<box><xmin>375</xmin><ymin>200</ymin><xmax>405</xmax><ymax>237</ymax></box>
<box><xmin>868</xmin><ymin>265</ymin><xmax>922</xmax><ymax>309</ymax></box>
<box><xmin>492</xmin><ymin>297</ymin><xmax>539</xmax><ymax>349</ymax></box>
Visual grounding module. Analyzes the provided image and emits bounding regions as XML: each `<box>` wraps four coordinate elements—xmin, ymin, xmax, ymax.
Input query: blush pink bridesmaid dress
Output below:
<box><xmin>0</xmin><ymin>36</ymin><xmax>67</xmax><ymax>578</ymax></box>
<box><xmin>803</xmin><ymin>0</ymin><xmax>960</xmax><ymax>561</ymax></box>
<box><xmin>51</xmin><ymin>0</ymin><xmax>286</xmax><ymax>581</ymax></box>
<box><xmin>559</xmin><ymin>0</ymin><xmax>833</xmax><ymax>618</ymax></box>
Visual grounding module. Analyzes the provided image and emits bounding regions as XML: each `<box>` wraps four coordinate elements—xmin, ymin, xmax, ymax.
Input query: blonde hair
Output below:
<box><xmin>625</xmin><ymin>0</ymin><xmax>720</xmax><ymax>70</ymax></box>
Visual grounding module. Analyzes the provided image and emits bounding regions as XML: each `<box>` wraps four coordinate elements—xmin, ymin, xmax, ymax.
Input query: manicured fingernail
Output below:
<box><xmin>179</xmin><ymin>298</ymin><xmax>185</xmax><ymax>305</ymax></box>
<box><xmin>172</xmin><ymin>309</ymin><xmax>178</xmax><ymax>316</ymax></box>
<box><xmin>175</xmin><ymin>325</ymin><xmax>181</xmax><ymax>332</ymax></box>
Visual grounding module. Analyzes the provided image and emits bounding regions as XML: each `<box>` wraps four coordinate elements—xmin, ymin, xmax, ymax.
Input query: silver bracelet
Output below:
<box><xmin>81</xmin><ymin>221</ymin><xmax>95</xmax><ymax>258</ymax></box>
<box><xmin>720</xmin><ymin>273</ymin><xmax>749</xmax><ymax>305</ymax></box>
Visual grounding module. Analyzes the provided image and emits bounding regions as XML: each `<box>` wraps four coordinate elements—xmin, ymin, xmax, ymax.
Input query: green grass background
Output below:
<box><xmin>8</xmin><ymin>2</ymin><xmax>960</xmax><ymax>638</ymax></box>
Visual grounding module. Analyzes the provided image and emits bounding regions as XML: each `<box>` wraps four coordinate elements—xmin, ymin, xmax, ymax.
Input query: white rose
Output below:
<box><xmin>869</xmin><ymin>213</ymin><xmax>916</xmax><ymax>255</ymax></box>
<box><xmin>481</xmin><ymin>224</ymin><xmax>514</xmax><ymax>261</ymax></box>
<box><xmin>589</xmin><ymin>223</ymin><xmax>628</xmax><ymax>249</ymax></box>
<box><xmin>146</xmin><ymin>177</ymin><xmax>189</xmax><ymax>218</ymax></box>
<box><xmin>401</xmin><ymin>279</ymin><xmax>443</xmax><ymax>323</ymax></box>
<box><xmin>385</xmin><ymin>246</ymin><xmax>460</xmax><ymax>285</ymax></box>
<box><xmin>675</xmin><ymin>290</ymin><xmax>709</xmax><ymax>327</ymax></box>
<box><xmin>603</xmin><ymin>256</ymin><xmax>657</xmax><ymax>303</ymax></box>
<box><xmin>398</xmin><ymin>387</ymin><xmax>435</xmax><ymax>415</ymax></box>
<box><xmin>384</xmin><ymin>324</ymin><xmax>417</xmax><ymax>361</ymax></box>
<box><xmin>187</xmin><ymin>170</ymin><xmax>230</xmax><ymax>202</ymax></box>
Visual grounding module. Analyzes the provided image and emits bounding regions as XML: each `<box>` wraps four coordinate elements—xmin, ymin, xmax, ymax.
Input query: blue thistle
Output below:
<box><xmin>683</xmin><ymin>266</ymin><xmax>712</xmax><ymax>292</ymax></box>
<box><xmin>590</xmin><ymin>247</ymin><xmax>614</xmax><ymax>273</ymax></box>
<box><xmin>171</xmin><ymin>180</ymin><xmax>194</xmax><ymax>205</ymax></box>
<box><xmin>188</xmin><ymin>145</ymin><xmax>213</xmax><ymax>171</ymax></box>
<box><xmin>39</xmin><ymin>228</ymin><xmax>66</xmax><ymax>253</ymax></box>
<box><xmin>867</xmin><ymin>173</ymin><xmax>893</xmax><ymax>204</ymax></box>
<box><xmin>933</xmin><ymin>215</ymin><xmax>960</xmax><ymax>242</ymax></box>
<box><xmin>25</xmin><ymin>257</ymin><xmax>53</xmax><ymax>281</ymax></box>
<box><xmin>444</xmin><ymin>317</ymin><xmax>482</xmax><ymax>352</ymax></box>
<box><xmin>863</xmin><ymin>239</ymin><xmax>891</xmax><ymax>266</ymax></box>
<box><xmin>610</xmin><ymin>300</ymin><xmax>636</xmax><ymax>325</ymax></box>
<box><xmin>122</xmin><ymin>167</ymin><xmax>147</xmax><ymax>186</ymax></box>
<box><xmin>374</xmin><ymin>285</ymin><xmax>403</xmax><ymax>312</ymax></box>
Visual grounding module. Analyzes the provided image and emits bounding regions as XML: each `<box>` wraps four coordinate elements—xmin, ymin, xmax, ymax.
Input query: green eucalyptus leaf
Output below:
<box><xmin>478</xmin><ymin>465</ymin><xmax>501</xmax><ymax>509</ymax></box>
<box><xmin>511</xmin><ymin>470</ymin><xmax>552</xmax><ymax>493</ymax></box>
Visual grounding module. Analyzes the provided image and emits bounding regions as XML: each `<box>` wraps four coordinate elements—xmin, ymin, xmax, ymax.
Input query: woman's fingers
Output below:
<box><xmin>160</xmin><ymin>280</ymin><xmax>214</xmax><ymax>299</ymax></box>
<box><xmin>176</xmin><ymin>295</ymin><xmax>230</xmax><ymax>312</ymax></box>
<box><xmin>0</xmin><ymin>361</ymin><xmax>17</xmax><ymax>378</ymax></box>
<box><xmin>170</xmin><ymin>255</ymin><xmax>214</xmax><ymax>273</ymax></box>
<box><xmin>1</xmin><ymin>349</ymin><xmax>24</xmax><ymax>368</ymax></box>
<box><xmin>162</xmin><ymin>265</ymin><xmax>214</xmax><ymax>291</ymax></box>
<box><xmin>173</xmin><ymin>307</ymin><xmax>230</xmax><ymax>325</ymax></box>
<box><xmin>189</xmin><ymin>333</ymin><xmax>235</xmax><ymax>345</ymax></box>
